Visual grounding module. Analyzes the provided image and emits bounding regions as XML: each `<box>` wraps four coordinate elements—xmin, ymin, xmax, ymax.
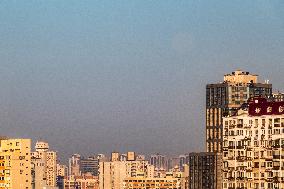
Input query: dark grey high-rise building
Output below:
<box><xmin>188</xmin><ymin>152</ymin><xmax>222</xmax><ymax>189</ymax></box>
<box><xmin>80</xmin><ymin>156</ymin><xmax>99</xmax><ymax>176</ymax></box>
<box><xmin>206</xmin><ymin>70</ymin><xmax>272</xmax><ymax>152</ymax></box>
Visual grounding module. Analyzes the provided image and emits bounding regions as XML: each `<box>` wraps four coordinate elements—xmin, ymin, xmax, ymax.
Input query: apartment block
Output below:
<box><xmin>57</xmin><ymin>163</ymin><xmax>68</xmax><ymax>177</ymax></box>
<box><xmin>0</xmin><ymin>138</ymin><xmax>32</xmax><ymax>189</ymax></box>
<box><xmin>223</xmin><ymin>98</ymin><xmax>284</xmax><ymax>189</ymax></box>
<box><xmin>63</xmin><ymin>175</ymin><xmax>99</xmax><ymax>189</ymax></box>
<box><xmin>99</xmin><ymin>152</ymin><xmax>152</xmax><ymax>189</ymax></box>
<box><xmin>31</xmin><ymin>141</ymin><xmax>57</xmax><ymax>188</ymax></box>
<box><xmin>80</xmin><ymin>156</ymin><xmax>99</xmax><ymax>176</ymax></box>
<box><xmin>206</xmin><ymin>70</ymin><xmax>272</xmax><ymax>152</ymax></box>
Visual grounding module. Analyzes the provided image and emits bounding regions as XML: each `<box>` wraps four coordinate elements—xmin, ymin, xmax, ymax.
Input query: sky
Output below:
<box><xmin>0</xmin><ymin>1</ymin><xmax>284</xmax><ymax>161</ymax></box>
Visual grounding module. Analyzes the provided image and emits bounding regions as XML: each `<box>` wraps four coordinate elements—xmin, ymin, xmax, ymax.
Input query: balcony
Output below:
<box><xmin>273</xmin><ymin>166</ymin><xmax>280</xmax><ymax>170</ymax></box>
<box><xmin>237</xmin><ymin>124</ymin><xmax>243</xmax><ymax>128</ymax></box>
<box><xmin>265</xmin><ymin>168</ymin><xmax>273</xmax><ymax>172</ymax></box>
<box><xmin>236</xmin><ymin>156</ymin><xmax>246</xmax><ymax>161</ymax></box>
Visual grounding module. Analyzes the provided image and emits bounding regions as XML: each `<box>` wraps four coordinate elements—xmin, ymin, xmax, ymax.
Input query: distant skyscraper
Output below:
<box><xmin>119</xmin><ymin>153</ymin><xmax>127</xmax><ymax>161</ymax></box>
<box><xmin>150</xmin><ymin>154</ymin><xmax>167</xmax><ymax>171</ymax></box>
<box><xmin>136</xmin><ymin>154</ymin><xmax>145</xmax><ymax>161</ymax></box>
<box><xmin>69</xmin><ymin>154</ymin><xmax>81</xmax><ymax>176</ymax></box>
<box><xmin>80</xmin><ymin>156</ymin><xmax>99</xmax><ymax>176</ymax></box>
<box><xmin>206</xmin><ymin>70</ymin><xmax>272</xmax><ymax>152</ymax></box>
<box><xmin>167</xmin><ymin>157</ymin><xmax>179</xmax><ymax>171</ymax></box>
<box><xmin>127</xmin><ymin>152</ymin><xmax>135</xmax><ymax>161</ymax></box>
<box><xmin>111</xmin><ymin>152</ymin><xmax>120</xmax><ymax>162</ymax></box>
<box><xmin>179</xmin><ymin>155</ymin><xmax>188</xmax><ymax>172</ymax></box>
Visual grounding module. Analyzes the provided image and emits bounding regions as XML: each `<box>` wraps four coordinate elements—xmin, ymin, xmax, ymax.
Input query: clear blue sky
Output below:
<box><xmin>0</xmin><ymin>1</ymin><xmax>283</xmax><ymax>161</ymax></box>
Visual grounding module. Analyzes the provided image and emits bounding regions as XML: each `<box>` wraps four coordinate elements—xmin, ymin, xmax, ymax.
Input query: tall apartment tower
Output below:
<box><xmin>206</xmin><ymin>70</ymin><xmax>272</xmax><ymax>152</ymax></box>
<box><xmin>0</xmin><ymin>138</ymin><xmax>32</xmax><ymax>189</ymax></box>
<box><xmin>31</xmin><ymin>141</ymin><xmax>57</xmax><ymax>188</ymax></box>
<box><xmin>188</xmin><ymin>152</ymin><xmax>222</xmax><ymax>189</ymax></box>
<box><xmin>223</xmin><ymin>98</ymin><xmax>284</xmax><ymax>189</ymax></box>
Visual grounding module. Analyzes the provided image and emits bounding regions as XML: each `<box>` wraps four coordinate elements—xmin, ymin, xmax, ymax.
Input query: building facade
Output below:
<box><xmin>273</xmin><ymin>92</ymin><xmax>284</xmax><ymax>102</ymax></box>
<box><xmin>188</xmin><ymin>152</ymin><xmax>222</xmax><ymax>189</ymax></box>
<box><xmin>150</xmin><ymin>154</ymin><xmax>167</xmax><ymax>171</ymax></box>
<box><xmin>99</xmin><ymin>152</ymin><xmax>152</xmax><ymax>189</ymax></box>
<box><xmin>123</xmin><ymin>176</ymin><xmax>181</xmax><ymax>189</ymax></box>
<box><xmin>123</xmin><ymin>167</ymin><xmax>188</xmax><ymax>189</ymax></box>
<box><xmin>31</xmin><ymin>141</ymin><xmax>57</xmax><ymax>188</ymax></box>
<box><xmin>206</xmin><ymin>70</ymin><xmax>272</xmax><ymax>152</ymax></box>
<box><xmin>57</xmin><ymin>163</ymin><xmax>68</xmax><ymax>177</ymax></box>
<box><xmin>0</xmin><ymin>138</ymin><xmax>32</xmax><ymax>189</ymax></box>
<box><xmin>223</xmin><ymin>98</ymin><xmax>284</xmax><ymax>189</ymax></box>
<box><xmin>63</xmin><ymin>175</ymin><xmax>99</xmax><ymax>189</ymax></box>
<box><xmin>68</xmin><ymin>154</ymin><xmax>81</xmax><ymax>176</ymax></box>
<box><xmin>80</xmin><ymin>157</ymin><xmax>99</xmax><ymax>176</ymax></box>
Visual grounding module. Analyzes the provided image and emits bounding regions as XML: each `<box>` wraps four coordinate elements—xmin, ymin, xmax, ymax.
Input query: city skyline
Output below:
<box><xmin>1</xmin><ymin>1</ymin><xmax>284</xmax><ymax>162</ymax></box>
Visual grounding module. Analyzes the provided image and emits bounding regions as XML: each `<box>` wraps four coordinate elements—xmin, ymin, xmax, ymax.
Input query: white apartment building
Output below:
<box><xmin>223</xmin><ymin>98</ymin><xmax>284</xmax><ymax>189</ymax></box>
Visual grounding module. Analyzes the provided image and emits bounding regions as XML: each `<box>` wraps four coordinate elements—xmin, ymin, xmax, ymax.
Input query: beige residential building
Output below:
<box><xmin>57</xmin><ymin>163</ymin><xmax>68</xmax><ymax>177</ymax></box>
<box><xmin>123</xmin><ymin>176</ymin><xmax>181</xmax><ymax>189</ymax></box>
<box><xmin>223</xmin><ymin>98</ymin><xmax>284</xmax><ymax>189</ymax></box>
<box><xmin>32</xmin><ymin>157</ymin><xmax>46</xmax><ymax>188</ymax></box>
<box><xmin>31</xmin><ymin>141</ymin><xmax>57</xmax><ymax>188</ymax></box>
<box><xmin>63</xmin><ymin>175</ymin><xmax>99</xmax><ymax>189</ymax></box>
<box><xmin>0</xmin><ymin>138</ymin><xmax>32</xmax><ymax>189</ymax></box>
<box><xmin>123</xmin><ymin>169</ymin><xmax>188</xmax><ymax>189</ymax></box>
<box><xmin>46</xmin><ymin>151</ymin><xmax>57</xmax><ymax>186</ymax></box>
<box><xmin>99</xmin><ymin>152</ymin><xmax>153</xmax><ymax>189</ymax></box>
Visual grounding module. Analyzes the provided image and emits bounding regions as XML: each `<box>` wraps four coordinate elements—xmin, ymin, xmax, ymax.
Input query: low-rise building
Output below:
<box><xmin>63</xmin><ymin>175</ymin><xmax>98</xmax><ymax>189</ymax></box>
<box><xmin>123</xmin><ymin>176</ymin><xmax>181</xmax><ymax>189</ymax></box>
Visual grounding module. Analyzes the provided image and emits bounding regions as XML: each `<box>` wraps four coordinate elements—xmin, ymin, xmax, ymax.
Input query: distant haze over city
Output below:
<box><xmin>0</xmin><ymin>1</ymin><xmax>283</xmax><ymax>161</ymax></box>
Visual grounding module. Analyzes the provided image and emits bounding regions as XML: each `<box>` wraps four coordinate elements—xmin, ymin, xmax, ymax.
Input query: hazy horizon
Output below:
<box><xmin>1</xmin><ymin>1</ymin><xmax>284</xmax><ymax>162</ymax></box>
